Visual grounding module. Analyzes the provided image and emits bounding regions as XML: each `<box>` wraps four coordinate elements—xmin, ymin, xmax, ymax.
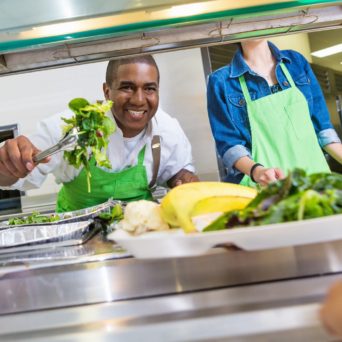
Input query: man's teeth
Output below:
<box><xmin>128</xmin><ymin>110</ymin><xmax>145</xmax><ymax>117</ymax></box>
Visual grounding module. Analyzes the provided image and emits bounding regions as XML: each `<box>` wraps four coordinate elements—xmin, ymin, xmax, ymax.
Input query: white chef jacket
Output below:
<box><xmin>7</xmin><ymin>108</ymin><xmax>195</xmax><ymax>191</ymax></box>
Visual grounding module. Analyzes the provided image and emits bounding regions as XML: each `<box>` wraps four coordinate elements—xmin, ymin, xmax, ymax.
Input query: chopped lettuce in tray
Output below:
<box><xmin>2</xmin><ymin>200</ymin><xmax>123</xmax><ymax>228</ymax></box>
<box><xmin>204</xmin><ymin>169</ymin><xmax>342</xmax><ymax>232</ymax></box>
<box><xmin>8</xmin><ymin>211</ymin><xmax>62</xmax><ymax>225</ymax></box>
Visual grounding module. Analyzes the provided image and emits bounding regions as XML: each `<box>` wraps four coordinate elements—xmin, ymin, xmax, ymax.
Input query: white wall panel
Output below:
<box><xmin>155</xmin><ymin>49</ymin><xmax>219</xmax><ymax>182</ymax></box>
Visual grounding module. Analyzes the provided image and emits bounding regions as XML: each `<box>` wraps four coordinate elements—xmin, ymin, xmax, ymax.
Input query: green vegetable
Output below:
<box><xmin>98</xmin><ymin>203</ymin><xmax>124</xmax><ymax>223</ymax></box>
<box><xmin>7</xmin><ymin>203</ymin><xmax>124</xmax><ymax>228</ymax></box>
<box><xmin>204</xmin><ymin>169</ymin><xmax>342</xmax><ymax>232</ymax></box>
<box><xmin>62</xmin><ymin>98</ymin><xmax>116</xmax><ymax>192</ymax></box>
<box><xmin>8</xmin><ymin>211</ymin><xmax>61</xmax><ymax>225</ymax></box>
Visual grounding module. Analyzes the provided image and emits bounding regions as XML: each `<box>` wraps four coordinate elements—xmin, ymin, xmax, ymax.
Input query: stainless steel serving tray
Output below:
<box><xmin>0</xmin><ymin>198</ymin><xmax>121</xmax><ymax>230</ymax></box>
<box><xmin>0</xmin><ymin>220</ymin><xmax>96</xmax><ymax>254</ymax></box>
<box><xmin>0</xmin><ymin>199</ymin><xmax>122</xmax><ymax>254</ymax></box>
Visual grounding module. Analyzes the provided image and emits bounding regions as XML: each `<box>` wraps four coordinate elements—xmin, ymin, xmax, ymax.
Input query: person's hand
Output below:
<box><xmin>252</xmin><ymin>166</ymin><xmax>285</xmax><ymax>186</ymax></box>
<box><xmin>320</xmin><ymin>281</ymin><xmax>342</xmax><ymax>338</ymax></box>
<box><xmin>167</xmin><ymin>169</ymin><xmax>200</xmax><ymax>188</ymax></box>
<box><xmin>0</xmin><ymin>136</ymin><xmax>49</xmax><ymax>185</ymax></box>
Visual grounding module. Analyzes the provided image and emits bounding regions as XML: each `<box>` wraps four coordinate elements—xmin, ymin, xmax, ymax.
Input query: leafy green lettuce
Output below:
<box><xmin>62</xmin><ymin>98</ymin><xmax>116</xmax><ymax>192</ymax></box>
<box><xmin>98</xmin><ymin>203</ymin><xmax>124</xmax><ymax>223</ymax></box>
<box><xmin>8</xmin><ymin>211</ymin><xmax>61</xmax><ymax>225</ymax></box>
<box><xmin>204</xmin><ymin>169</ymin><xmax>342</xmax><ymax>232</ymax></box>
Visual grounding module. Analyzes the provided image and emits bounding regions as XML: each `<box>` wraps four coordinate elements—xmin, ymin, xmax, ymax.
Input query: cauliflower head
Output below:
<box><xmin>119</xmin><ymin>200</ymin><xmax>170</xmax><ymax>235</ymax></box>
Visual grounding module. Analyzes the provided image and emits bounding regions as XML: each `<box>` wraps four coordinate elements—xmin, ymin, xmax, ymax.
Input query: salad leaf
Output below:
<box><xmin>98</xmin><ymin>203</ymin><xmax>124</xmax><ymax>223</ymax></box>
<box><xmin>8</xmin><ymin>211</ymin><xmax>61</xmax><ymax>225</ymax></box>
<box><xmin>204</xmin><ymin>169</ymin><xmax>342</xmax><ymax>232</ymax></box>
<box><xmin>68</xmin><ymin>98</ymin><xmax>90</xmax><ymax>112</ymax></box>
<box><xmin>62</xmin><ymin>98</ymin><xmax>115</xmax><ymax>192</ymax></box>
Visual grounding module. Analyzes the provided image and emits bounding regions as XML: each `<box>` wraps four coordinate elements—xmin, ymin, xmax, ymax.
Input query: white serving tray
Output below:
<box><xmin>107</xmin><ymin>214</ymin><xmax>342</xmax><ymax>259</ymax></box>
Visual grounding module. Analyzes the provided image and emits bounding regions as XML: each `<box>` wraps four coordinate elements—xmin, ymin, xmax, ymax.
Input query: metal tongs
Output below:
<box><xmin>33</xmin><ymin>128</ymin><xmax>79</xmax><ymax>163</ymax></box>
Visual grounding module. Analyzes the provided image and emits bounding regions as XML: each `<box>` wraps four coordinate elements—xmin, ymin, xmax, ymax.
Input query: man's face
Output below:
<box><xmin>103</xmin><ymin>62</ymin><xmax>159</xmax><ymax>138</ymax></box>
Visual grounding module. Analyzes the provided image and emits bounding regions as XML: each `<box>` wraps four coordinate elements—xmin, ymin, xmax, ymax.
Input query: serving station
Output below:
<box><xmin>0</xmin><ymin>237</ymin><xmax>341</xmax><ymax>340</ymax></box>
<box><xmin>1</xmin><ymin>1</ymin><xmax>342</xmax><ymax>341</ymax></box>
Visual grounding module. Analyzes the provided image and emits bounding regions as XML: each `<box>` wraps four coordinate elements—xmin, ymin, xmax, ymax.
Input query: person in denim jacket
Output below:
<box><xmin>207</xmin><ymin>39</ymin><xmax>342</xmax><ymax>186</ymax></box>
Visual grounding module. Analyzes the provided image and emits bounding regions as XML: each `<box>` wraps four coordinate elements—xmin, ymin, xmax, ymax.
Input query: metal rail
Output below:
<box><xmin>1</xmin><ymin>239</ymin><xmax>342</xmax><ymax>315</ymax></box>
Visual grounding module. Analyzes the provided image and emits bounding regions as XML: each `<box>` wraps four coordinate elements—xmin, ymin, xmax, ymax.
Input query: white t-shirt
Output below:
<box><xmin>8</xmin><ymin>108</ymin><xmax>195</xmax><ymax>191</ymax></box>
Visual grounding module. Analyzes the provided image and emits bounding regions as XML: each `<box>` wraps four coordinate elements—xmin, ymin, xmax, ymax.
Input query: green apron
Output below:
<box><xmin>56</xmin><ymin>145</ymin><xmax>152</xmax><ymax>212</ymax></box>
<box><xmin>239</xmin><ymin>63</ymin><xmax>330</xmax><ymax>187</ymax></box>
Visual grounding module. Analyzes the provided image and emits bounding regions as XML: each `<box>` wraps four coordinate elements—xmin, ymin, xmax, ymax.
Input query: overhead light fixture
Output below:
<box><xmin>15</xmin><ymin>0</ymin><xmax>295</xmax><ymax>41</ymax></box>
<box><xmin>311</xmin><ymin>44</ymin><xmax>342</xmax><ymax>58</ymax></box>
<box><xmin>168</xmin><ymin>3</ymin><xmax>208</xmax><ymax>17</ymax></box>
<box><xmin>31</xmin><ymin>22</ymin><xmax>87</xmax><ymax>36</ymax></box>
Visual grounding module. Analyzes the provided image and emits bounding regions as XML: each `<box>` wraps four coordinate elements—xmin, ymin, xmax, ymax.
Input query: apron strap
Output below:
<box><xmin>279</xmin><ymin>62</ymin><xmax>295</xmax><ymax>88</ymax></box>
<box><xmin>239</xmin><ymin>74</ymin><xmax>252</xmax><ymax>103</ymax></box>
<box><xmin>239</xmin><ymin>63</ymin><xmax>295</xmax><ymax>102</ymax></box>
<box><xmin>148</xmin><ymin>135</ymin><xmax>161</xmax><ymax>189</ymax></box>
<box><xmin>137</xmin><ymin>144</ymin><xmax>146</xmax><ymax>165</ymax></box>
<box><xmin>90</xmin><ymin>135</ymin><xmax>160</xmax><ymax>190</ymax></box>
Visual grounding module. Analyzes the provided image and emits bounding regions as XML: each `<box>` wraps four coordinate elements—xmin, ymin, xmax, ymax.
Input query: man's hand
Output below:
<box><xmin>167</xmin><ymin>169</ymin><xmax>199</xmax><ymax>188</ymax></box>
<box><xmin>253</xmin><ymin>166</ymin><xmax>285</xmax><ymax>186</ymax></box>
<box><xmin>0</xmin><ymin>136</ymin><xmax>49</xmax><ymax>186</ymax></box>
<box><xmin>320</xmin><ymin>281</ymin><xmax>342</xmax><ymax>338</ymax></box>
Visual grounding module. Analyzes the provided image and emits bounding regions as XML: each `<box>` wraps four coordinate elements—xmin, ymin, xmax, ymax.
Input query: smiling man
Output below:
<box><xmin>0</xmin><ymin>55</ymin><xmax>199</xmax><ymax>211</ymax></box>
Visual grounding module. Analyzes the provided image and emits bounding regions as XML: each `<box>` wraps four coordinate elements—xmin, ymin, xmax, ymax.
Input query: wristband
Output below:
<box><xmin>250</xmin><ymin>163</ymin><xmax>263</xmax><ymax>183</ymax></box>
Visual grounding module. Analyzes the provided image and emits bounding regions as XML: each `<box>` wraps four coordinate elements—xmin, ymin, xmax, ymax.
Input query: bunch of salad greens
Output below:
<box><xmin>204</xmin><ymin>169</ymin><xmax>342</xmax><ymax>232</ymax></box>
<box><xmin>62</xmin><ymin>98</ymin><xmax>116</xmax><ymax>192</ymax></box>
<box><xmin>8</xmin><ymin>211</ymin><xmax>61</xmax><ymax>225</ymax></box>
<box><xmin>98</xmin><ymin>203</ymin><xmax>124</xmax><ymax>224</ymax></box>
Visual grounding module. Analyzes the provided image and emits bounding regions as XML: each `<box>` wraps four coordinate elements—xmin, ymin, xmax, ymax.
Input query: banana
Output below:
<box><xmin>160</xmin><ymin>182</ymin><xmax>257</xmax><ymax>233</ymax></box>
<box><xmin>190</xmin><ymin>195</ymin><xmax>253</xmax><ymax>217</ymax></box>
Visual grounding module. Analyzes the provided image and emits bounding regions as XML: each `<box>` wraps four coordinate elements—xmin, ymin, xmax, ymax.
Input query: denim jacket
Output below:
<box><xmin>207</xmin><ymin>41</ymin><xmax>340</xmax><ymax>183</ymax></box>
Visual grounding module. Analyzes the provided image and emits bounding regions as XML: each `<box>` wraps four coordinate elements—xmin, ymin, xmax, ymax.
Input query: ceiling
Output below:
<box><xmin>0</xmin><ymin>1</ymin><xmax>340</xmax><ymax>76</ymax></box>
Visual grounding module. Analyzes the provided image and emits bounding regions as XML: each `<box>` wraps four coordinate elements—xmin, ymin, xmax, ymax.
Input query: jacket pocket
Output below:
<box><xmin>227</xmin><ymin>92</ymin><xmax>256</xmax><ymax>125</ymax></box>
<box><xmin>293</xmin><ymin>73</ymin><xmax>313</xmax><ymax>106</ymax></box>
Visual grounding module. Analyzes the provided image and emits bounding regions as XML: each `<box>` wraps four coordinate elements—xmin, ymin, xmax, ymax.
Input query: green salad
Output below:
<box><xmin>98</xmin><ymin>203</ymin><xmax>124</xmax><ymax>223</ymax></box>
<box><xmin>7</xmin><ymin>203</ymin><xmax>123</xmax><ymax>227</ymax></box>
<box><xmin>62</xmin><ymin>98</ymin><xmax>116</xmax><ymax>192</ymax></box>
<box><xmin>204</xmin><ymin>169</ymin><xmax>342</xmax><ymax>232</ymax></box>
<box><xmin>8</xmin><ymin>211</ymin><xmax>61</xmax><ymax>225</ymax></box>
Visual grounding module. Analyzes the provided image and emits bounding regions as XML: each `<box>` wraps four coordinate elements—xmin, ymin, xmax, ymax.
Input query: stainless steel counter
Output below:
<box><xmin>20</xmin><ymin>193</ymin><xmax>57</xmax><ymax>213</ymax></box>
<box><xmin>0</xmin><ymin>236</ymin><xmax>342</xmax><ymax>341</ymax></box>
<box><xmin>0</xmin><ymin>274</ymin><xmax>338</xmax><ymax>341</ymax></box>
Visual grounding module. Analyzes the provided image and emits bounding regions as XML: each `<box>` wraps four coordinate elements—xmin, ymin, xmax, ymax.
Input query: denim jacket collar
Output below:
<box><xmin>229</xmin><ymin>41</ymin><xmax>292</xmax><ymax>78</ymax></box>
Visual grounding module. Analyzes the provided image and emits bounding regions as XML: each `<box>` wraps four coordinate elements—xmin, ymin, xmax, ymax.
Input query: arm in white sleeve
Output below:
<box><xmin>2</xmin><ymin>111</ymin><xmax>68</xmax><ymax>191</ymax></box>
<box><xmin>156</xmin><ymin>113</ymin><xmax>196</xmax><ymax>185</ymax></box>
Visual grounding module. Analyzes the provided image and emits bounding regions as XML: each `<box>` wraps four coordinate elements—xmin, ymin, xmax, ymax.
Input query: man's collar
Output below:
<box><xmin>229</xmin><ymin>41</ymin><xmax>292</xmax><ymax>78</ymax></box>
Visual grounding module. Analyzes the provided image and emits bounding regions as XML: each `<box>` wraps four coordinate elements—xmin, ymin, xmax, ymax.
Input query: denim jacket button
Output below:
<box><xmin>238</xmin><ymin>99</ymin><xmax>245</xmax><ymax>106</ymax></box>
<box><xmin>283</xmin><ymin>81</ymin><xmax>289</xmax><ymax>87</ymax></box>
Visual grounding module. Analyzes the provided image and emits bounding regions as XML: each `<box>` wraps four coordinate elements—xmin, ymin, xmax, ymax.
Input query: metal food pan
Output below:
<box><xmin>0</xmin><ymin>199</ymin><xmax>121</xmax><ymax>230</ymax></box>
<box><xmin>0</xmin><ymin>220</ymin><xmax>93</xmax><ymax>249</ymax></box>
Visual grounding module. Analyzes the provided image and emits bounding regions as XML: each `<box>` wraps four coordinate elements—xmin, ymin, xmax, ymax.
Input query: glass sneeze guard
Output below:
<box><xmin>0</xmin><ymin>0</ymin><xmax>341</xmax><ymax>53</ymax></box>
